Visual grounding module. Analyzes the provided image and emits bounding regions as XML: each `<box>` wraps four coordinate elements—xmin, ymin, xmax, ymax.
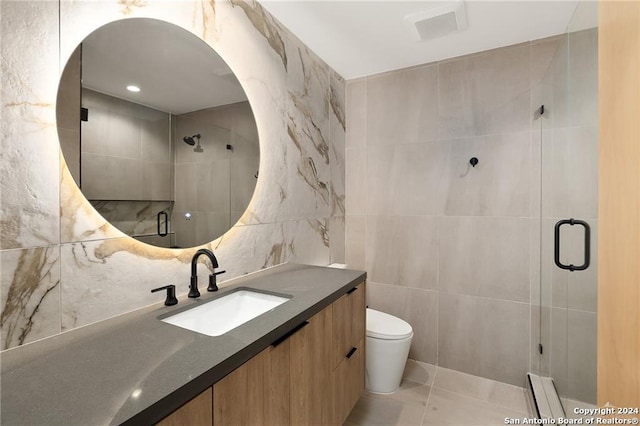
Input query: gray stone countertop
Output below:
<box><xmin>0</xmin><ymin>263</ymin><xmax>366</xmax><ymax>426</ymax></box>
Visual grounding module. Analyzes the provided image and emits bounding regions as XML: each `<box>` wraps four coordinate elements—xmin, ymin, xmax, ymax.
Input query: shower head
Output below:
<box><xmin>183</xmin><ymin>134</ymin><xmax>203</xmax><ymax>152</ymax></box>
<box><xmin>183</xmin><ymin>134</ymin><xmax>201</xmax><ymax>146</ymax></box>
<box><xmin>183</xmin><ymin>136</ymin><xmax>195</xmax><ymax>146</ymax></box>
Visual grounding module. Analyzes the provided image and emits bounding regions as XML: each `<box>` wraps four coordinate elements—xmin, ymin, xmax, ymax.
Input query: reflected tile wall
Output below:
<box><xmin>0</xmin><ymin>0</ymin><xmax>345</xmax><ymax>348</ymax></box>
<box><xmin>345</xmin><ymin>31</ymin><xmax>597</xmax><ymax>397</ymax></box>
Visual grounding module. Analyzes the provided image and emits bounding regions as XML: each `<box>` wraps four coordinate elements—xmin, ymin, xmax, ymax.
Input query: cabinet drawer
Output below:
<box><xmin>332</xmin><ymin>282</ymin><xmax>366</xmax><ymax>368</ymax></box>
<box><xmin>333</xmin><ymin>338</ymin><xmax>365</xmax><ymax>425</ymax></box>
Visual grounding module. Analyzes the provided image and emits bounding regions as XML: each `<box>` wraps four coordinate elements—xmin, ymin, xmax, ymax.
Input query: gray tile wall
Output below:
<box><xmin>345</xmin><ymin>30</ymin><xmax>597</xmax><ymax>399</ymax></box>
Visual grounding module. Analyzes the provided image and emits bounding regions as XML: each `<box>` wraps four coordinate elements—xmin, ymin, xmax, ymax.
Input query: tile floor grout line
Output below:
<box><xmin>419</xmin><ymin>366</ymin><xmax>439</xmax><ymax>425</ymax></box>
<box><xmin>429</xmin><ymin>383</ymin><xmax>531</xmax><ymax>417</ymax></box>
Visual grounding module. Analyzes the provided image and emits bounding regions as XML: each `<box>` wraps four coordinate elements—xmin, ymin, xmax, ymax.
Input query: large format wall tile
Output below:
<box><xmin>329</xmin><ymin>70</ymin><xmax>346</xmax><ymax>220</ymax></box>
<box><xmin>439</xmin><ymin>131</ymin><xmax>532</xmax><ymax>217</ymax></box>
<box><xmin>0</xmin><ymin>1</ymin><xmax>60</xmax><ymax>250</ymax></box>
<box><xmin>439</xmin><ymin>216</ymin><xmax>531</xmax><ymax>303</ymax></box>
<box><xmin>438</xmin><ymin>44</ymin><xmax>531</xmax><ymax>139</ymax></box>
<box><xmin>541</xmin><ymin>126</ymin><xmax>599</xmax><ymax>219</ymax></box>
<box><xmin>366</xmin><ymin>215</ymin><xmax>438</xmax><ymax>290</ymax></box>
<box><xmin>531</xmin><ymin>36</ymin><xmax>568</xmax><ymax>130</ymax></box>
<box><xmin>345</xmin><ymin>147</ymin><xmax>366</xmax><ymax>216</ymax></box>
<box><xmin>367</xmin><ymin>282</ymin><xmax>438</xmax><ymax>364</ymax></box>
<box><xmin>549</xmin><ymin>307</ymin><xmax>568</xmax><ymax>398</ymax></box>
<box><xmin>345</xmin><ymin>79</ymin><xmax>366</xmax><ymax>148</ymax></box>
<box><xmin>366</xmin><ymin>142</ymin><xmax>443</xmax><ymax>216</ymax></box>
<box><xmin>345</xmin><ymin>215</ymin><xmax>365</xmax><ymax>270</ymax></box>
<box><xmin>0</xmin><ymin>247</ymin><xmax>61</xmax><ymax>349</ymax></box>
<box><xmin>367</xmin><ymin>64</ymin><xmax>438</xmax><ymax>146</ymax></box>
<box><xmin>566</xmin><ymin>309</ymin><xmax>596</xmax><ymax>404</ymax></box>
<box><xmin>567</xmin><ymin>29</ymin><xmax>598</xmax><ymax>129</ymax></box>
<box><xmin>438</xmin><ymin>293</ymin><xmax>529</xmax><ymax>386</ymax></box>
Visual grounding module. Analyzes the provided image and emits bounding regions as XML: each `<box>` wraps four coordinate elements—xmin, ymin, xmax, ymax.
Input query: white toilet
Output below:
<box><xmin>365</xmin><ymin>308</ymin><xmax>413</xmax><ymax>394</ymax></box>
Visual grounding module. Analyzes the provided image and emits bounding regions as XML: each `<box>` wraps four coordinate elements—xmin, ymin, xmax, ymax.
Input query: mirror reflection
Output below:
<box><xmin>57</xmin><ymin>18</ymin><xmax>259</xmax><ymax>248</ymax></box>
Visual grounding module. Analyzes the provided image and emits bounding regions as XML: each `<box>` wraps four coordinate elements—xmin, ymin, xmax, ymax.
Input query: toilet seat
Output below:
<box><xmin>366</xmin><ymin>308</ymin><xmax>413</xmax><ymax>340</ymax></box>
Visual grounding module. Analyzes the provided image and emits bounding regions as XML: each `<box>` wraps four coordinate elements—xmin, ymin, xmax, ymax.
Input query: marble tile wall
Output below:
<box><xmin>345</xmin><ymin>29</ymin><xmax>597</xmax><ymax>401</ymax></box>
<box><xmin>0</xmin><ymin>0</ymin><xmax>345</xmax><ymax>350</ymax></box>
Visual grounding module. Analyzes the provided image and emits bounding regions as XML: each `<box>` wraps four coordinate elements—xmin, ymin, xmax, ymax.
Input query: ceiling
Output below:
<box><xmin>78</xmin><ymin>1</ymin><xmax>595</xmax><ymax>114</ymax></box>
<box><xmin>82</xmin><ymin>19</ymin><xmax>248</xmax><ymax>115</ymax></box>
<box><xmin>261</xmin><ymin>0</ymin><xmax>586</xmax><ymax>80</ymax></box>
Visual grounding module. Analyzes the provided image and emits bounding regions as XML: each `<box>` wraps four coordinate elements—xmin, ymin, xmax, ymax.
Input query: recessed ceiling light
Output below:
<box><xmin>126</xmin><ymin>85</ymin><xmax>140</xmax><ymax>92</ymax></box>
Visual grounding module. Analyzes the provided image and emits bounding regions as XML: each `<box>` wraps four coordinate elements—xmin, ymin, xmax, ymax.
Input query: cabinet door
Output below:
<box><xmin>213</xmin><ymin>353</ymin><xmax>265</xmax><ymax>426</ymax></box>
<box><xmin>332</xmin><ymin>282</ymin><xmax>366</xmax><ymax>368</ymax></box>
<box><xmin>156</xmin><ymin>387</ymin><xmax>212</xmax><ymax>426</ymax></box>
<box><xmin>289</xmin><ymin>305</ymin><xmax>334</xmax><ymax>426</ymax></box>
<box><xmin>333</xmin><ymin>338</ymin><xmax>365</xmax><ymax>425</ymax></box>
<box><xmin>213</xmin><ymin>342</ymin><xmax>290</xmax><ymax>426</ymax></box>
<box><xmin>263</xmin><ymin>341</ymin><xmax>290</xmax><ymax>425</ymax></box>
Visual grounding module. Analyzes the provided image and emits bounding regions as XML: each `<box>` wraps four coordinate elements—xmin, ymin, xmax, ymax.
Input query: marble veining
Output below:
<box><xmin>0</xmin><ymin>0</ymin><xmax>345</xmax><ymax>349</ymax></box>
<box><xmin>230</xmin><ymin>0</ymin><xmax>287</xmax><ymax>71</ymax></box>
<box><xmin>118</xmin><ymin>0</ymin><xmax>147</xmax><ymax>15</ymax></box>
<box><xmin>1</xmin><ymin>247</ymin><xmax>60</xmax><ymax>349</ymax></box>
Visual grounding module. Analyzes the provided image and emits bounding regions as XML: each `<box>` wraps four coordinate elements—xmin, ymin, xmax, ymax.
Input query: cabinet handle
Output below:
<box><xmin>346</xmin><ymin>287</ymin><xmax>358</xmax><ymax>295</ymax></box>
<box><xmin>346</xmin><ymin>347</ymin><xmax>358</xmax><ymax>359</ymax></box>
<box><xmin>271</xmin><ymin>321</ymin><xmax>309</xmax><ymax>347</ymax></box>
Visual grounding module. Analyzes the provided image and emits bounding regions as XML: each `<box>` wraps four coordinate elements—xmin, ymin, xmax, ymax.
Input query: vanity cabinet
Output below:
<box><xmin>213</xmin><ymin>341</ymin><xmax>289</xmax><ymax>425</ymax></box>
<box><xmin>332</xmin><ymin>282</ymin><xmax>366</xmax><ymax>425</ymax></box>
<box><xmin>289</xmin><ymin>304</ymin><xmax>334</xmax><ymax>425</ymax></box>
<box><xmin>164</xmin><ymin>281</ymin><xmax>365</xmax><ymax>426</ymax></box>
<box><xmin>156</xmin><ymin>387</ymin><xmax>212</xmax><ymax>426</ymax></box>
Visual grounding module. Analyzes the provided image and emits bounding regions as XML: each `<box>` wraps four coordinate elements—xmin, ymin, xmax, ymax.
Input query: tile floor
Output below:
<box><xmin>345</xmin><ymin>360</ymin><xmax>534</xmax><ymax>426</ymax></box>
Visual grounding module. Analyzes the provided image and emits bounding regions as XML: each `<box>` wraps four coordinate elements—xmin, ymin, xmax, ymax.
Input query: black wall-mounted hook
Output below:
<box><xmin>470</xmin><ymin>157</ymin><xmax>479</xmax><ymax>167</ymax></box>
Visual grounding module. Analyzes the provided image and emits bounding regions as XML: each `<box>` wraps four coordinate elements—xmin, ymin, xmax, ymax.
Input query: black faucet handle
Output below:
<box><xmin>151</xmin><ymin>284</ymin><xmax>178</xmax><ymax>306</ymax></box>
<box><xmin>188</xmin><ymin>276</ymin><xmax>200</xmax><ymax>298</ymax></box>
<box><xmin>207</xmin><ymin>270</ymin><xmax>227</xmax><ymax>292</ymax></box>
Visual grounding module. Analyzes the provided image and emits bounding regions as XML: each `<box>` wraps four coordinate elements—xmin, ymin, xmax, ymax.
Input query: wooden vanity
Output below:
<box><xmin>158</xmin><ymin>281</ymin><xmax>365</xmax><ymax>426</ymax></box>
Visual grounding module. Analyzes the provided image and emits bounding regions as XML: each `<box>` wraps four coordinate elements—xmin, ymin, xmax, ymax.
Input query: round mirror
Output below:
<box><xmin>56</xmin><ymin>18</ymin><xmax>259</xmax><ymax>249</ymax></box>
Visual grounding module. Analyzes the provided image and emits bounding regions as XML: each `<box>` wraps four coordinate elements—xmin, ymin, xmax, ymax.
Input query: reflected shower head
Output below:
<box><xmin>183</xmin><ymin>133</ymin><xmax>200</xmax><ymax>146</ymax></box>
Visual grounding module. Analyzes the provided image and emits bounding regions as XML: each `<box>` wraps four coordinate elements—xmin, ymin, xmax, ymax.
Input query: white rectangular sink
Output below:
<box><xmin>162</xmin><ymin>289</ymin><xmax>290</xmax><ymax>337</ymax></box>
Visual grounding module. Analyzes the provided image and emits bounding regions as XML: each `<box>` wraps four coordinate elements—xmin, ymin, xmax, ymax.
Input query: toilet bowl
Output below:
<box><xmin>365</xmin><ymin>308</ymin><xmax>413</xmax><ymax>394</ymax></box>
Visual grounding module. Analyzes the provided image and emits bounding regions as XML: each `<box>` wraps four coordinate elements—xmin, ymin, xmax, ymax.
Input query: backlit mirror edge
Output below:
<box><xmin>57</xmin><ymin>15</ymin><xmax>265</xmax><ymax>254</ymax></box>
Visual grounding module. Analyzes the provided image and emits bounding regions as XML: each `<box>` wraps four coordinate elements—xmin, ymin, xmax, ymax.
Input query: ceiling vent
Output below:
<box><xmin>405</xmin><ymin>1</ymin><xmax>468</xmax><ymax>42</ymax></box>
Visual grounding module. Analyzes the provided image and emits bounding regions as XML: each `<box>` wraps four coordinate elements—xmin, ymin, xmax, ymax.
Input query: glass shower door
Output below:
<box><xmin>535</xmin><ymin>0</ymin><xmax>598</xmax><ymax>415</ymax></box>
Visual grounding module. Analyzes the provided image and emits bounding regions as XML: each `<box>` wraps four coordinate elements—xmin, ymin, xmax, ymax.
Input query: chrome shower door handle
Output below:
<box><xmin>554</xmin><ymin>218</ymin><xmax>591</xmax><ymax>271</ymax></box>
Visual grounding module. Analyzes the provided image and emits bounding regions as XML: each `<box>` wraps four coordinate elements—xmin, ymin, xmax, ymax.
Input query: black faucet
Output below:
<box><xmin>189</xmin><ymin>249</ymin><xmax>226</xmax><ymax>298</ymax></box>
